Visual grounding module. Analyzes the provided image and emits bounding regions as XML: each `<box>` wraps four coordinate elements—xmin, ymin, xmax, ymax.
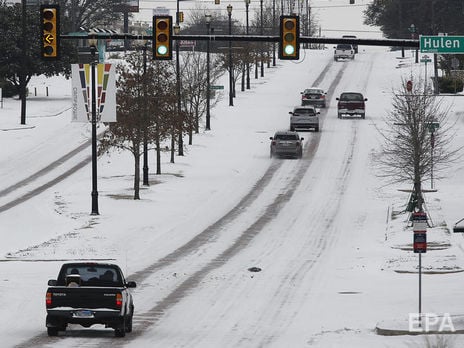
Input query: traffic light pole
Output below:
<box><xmin>90</xmin><ymin>43</ymin><xmax>99</xmax><ymax>216</ymax></box>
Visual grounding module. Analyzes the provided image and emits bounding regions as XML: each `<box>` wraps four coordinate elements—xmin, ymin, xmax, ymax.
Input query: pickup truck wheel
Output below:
<box><xmin>315</xmin><ymin>127</ymin><xmax>319</xmax><ymax>132</ymax></box>
<box><xmin>115</xmin><ymin>318</ymin><xmax>126</xmax><ymax>337</ymax></box>
<box><xmin>115</xmin><ymin>327</ymin><xmax>126</xmax><ymax>337</ymax></box>
<box><xmin>337</xmin><ymin>113</ymin><xmax>342</xmax><ymax>119</ymax></box>
<box><xmin>125</xmin><ymin>314</ymin><xmax>133</xmax><ymax>333</ymax></box>
<box><xmin>47</xmin><ymin>327</ymin><xmax>59</xmax><ymax>336</ymax></box>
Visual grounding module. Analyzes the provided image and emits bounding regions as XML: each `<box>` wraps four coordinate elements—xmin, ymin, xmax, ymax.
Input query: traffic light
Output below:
<box><xmin>279</xmin><ymin>15</ymin><xmax>299</xmax><ymax>60</ymax></box>
<box><xmin>153</xmin><ymin>16</ymin><xmax>172</xmax><ymax>60</ymax></box>
<box><xmin>40</xmin><ymin>5</ymin><xmax>60</xmax><ymax>59</ymax></box>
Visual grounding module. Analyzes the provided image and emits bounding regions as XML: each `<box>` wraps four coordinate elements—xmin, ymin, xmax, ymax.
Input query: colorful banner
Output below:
<box><xmin>71</xmin><ymin>63</ymin><xmax>116</xmax><ymax>123</ymax></box>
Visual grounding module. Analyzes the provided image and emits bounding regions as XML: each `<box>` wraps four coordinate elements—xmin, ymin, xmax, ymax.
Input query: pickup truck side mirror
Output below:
<box><xmin>300</xmin><ymin>138</ymin><xmax>304</xmax><ymax>141</ymax></box>
<box><xmin>364</xmin><ymin>98</ymin><xmax>368</xmax><ymax>101</ymax></box>
<box><xmin>289</xmin><ymin>111</ymin><xmax>293</xmax><ymax>115</ymax></box>
<box><xmin>336</xmin><ymin>97</ymin><xmax>340</xmax><ymax>100</ymax></box>
<box><xmin>126</xmin><ymin>281</ymin><xmax>137</xmax><ymax>288</ymax></box>
<box><xmin>269</xmin><ymin>137</ymin><xmax>274</xmax><ymax>140</ymax></box>
<box><xmin>48</xmin><ymin>279</ymin><xmax>57</xmax><ymax>286</ymax></box>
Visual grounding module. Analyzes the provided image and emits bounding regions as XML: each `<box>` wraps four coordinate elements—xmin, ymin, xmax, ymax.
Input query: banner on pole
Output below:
<box><xmin>71</xmin><ymin>63</ymin><xmax>116</xmax><ymax>123</ymax></box>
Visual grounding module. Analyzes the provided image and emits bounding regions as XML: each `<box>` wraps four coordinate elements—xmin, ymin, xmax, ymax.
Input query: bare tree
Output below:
<box><xmin>180</xmin><ymin>51</ymin><xmax>223</xmax><ymax>136</ymax></box>
<box><xmin>375</xmin><ymin>77</ymin><xmax>461</xmax><ymax>212</ymax></box>
<box><xmin>99</xmin><ymin>51</ymin><xmax>175</xmax><ymax>199</ymax></box>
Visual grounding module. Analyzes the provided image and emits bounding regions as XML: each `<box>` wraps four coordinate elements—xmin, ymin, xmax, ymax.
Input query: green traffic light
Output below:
<box><xmin>157</xmin><ymin>45</ymin><xmax>168</xmax><ymax>55</ymax></box>
<box><xmin>284</xmin><ymin>44</ymin><xmax>295</xmax><ymax>55</ymax></box>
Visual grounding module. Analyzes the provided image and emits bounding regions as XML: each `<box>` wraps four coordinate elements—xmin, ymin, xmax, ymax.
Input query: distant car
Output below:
<box><xmin>301</xmin><ymin>87</ymin><xmax>327</xmax><ymax>108</ymax></box>
<box><xmin>336</xmin><ymin>92</ymin><xmax>367</xmax><ymax>119</ymax></box>
<box><xmin>270</xmin><ymin>131</ymin><xmax>304</xmax><ymax>159</ymax></box>
<box><xmin>289</xmin><ymin>105</ymin><xmax>320</xmax><ymax>132</ymax></box>
<box><xmin>342</xmin><ymin>35</ymin><xmax>358</xmax><ymax>53</ymax></box>
<box><xmin>334</xmin><ymin>44</ymin><xmax>355</xmax><ymax>61</ymax></box>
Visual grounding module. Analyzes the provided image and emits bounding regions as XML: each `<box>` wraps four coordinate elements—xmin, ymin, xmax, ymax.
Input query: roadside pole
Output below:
<box><xmin>413</xmin><ymin>211</ymin><xmax>427</xmax><ymax>326</ymax></box>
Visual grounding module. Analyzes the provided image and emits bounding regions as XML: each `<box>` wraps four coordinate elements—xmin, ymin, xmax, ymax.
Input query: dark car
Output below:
<box><xmin>301</xmin><ymin>87</ymin><xmax>327</xmax><ymax>108</ymax></box>
<box><xmin>270</xmin><ymin>131</ymin><xmax>304</xmax><ymax>159</ymax></box>
<box><xmin>336</xmin><ymin>92</ymin><xmax>367</xmax><ymax>119</ymax></box>
<box><xmin>45</xmin><ymin>262</ymin><xmax>136</xmax><ymax>337</ymax></box>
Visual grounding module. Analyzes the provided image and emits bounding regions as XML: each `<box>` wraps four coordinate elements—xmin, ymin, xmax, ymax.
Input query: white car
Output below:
<box><xmin>289</xmin><ymin>106</ymin><xmax>320</xmax><ymax>132</ymax></box>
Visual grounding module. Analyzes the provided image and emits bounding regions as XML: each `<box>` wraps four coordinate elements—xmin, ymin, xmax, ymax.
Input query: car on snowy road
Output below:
<box><xmin>45</xmin><ymin>262</ymin><xmax>136</xmax><ymax>337</ymax></box>
<box><xmin>270</xmin><ymin>131</ymin><xmax>304</xmax><ymax>159</ymax></box>
<box><xmin>289</xmin><ymin>105</ymin><xmax>320</xmax><ymax>132</ymax></box>
<box><xmin>300</xmin><ymin>87</ymin><xmax>327</xmax><ymax>108</ymax></box>
<box><xmin>336</xmin><ymin>92</ymin><xmax>367</xmax><ymax>119</ymax></box>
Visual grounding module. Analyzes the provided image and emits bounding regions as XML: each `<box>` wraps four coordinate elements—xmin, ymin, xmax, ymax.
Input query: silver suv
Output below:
<box><xmin>270</xmin><ymin>131</ymin><xmax>304</xmax><ymax>159</ymax></box>
<box><xmin>289</xmin><ymin>106</ymin><xmax>320</xmax><ymax>132</ymax></box>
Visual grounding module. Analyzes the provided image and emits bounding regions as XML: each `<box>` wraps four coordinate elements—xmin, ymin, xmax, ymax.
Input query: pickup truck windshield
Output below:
<box><xmin>57</xmin><ymin>264</ymin><xmax>124</xmax><ymax>287</ymax></box>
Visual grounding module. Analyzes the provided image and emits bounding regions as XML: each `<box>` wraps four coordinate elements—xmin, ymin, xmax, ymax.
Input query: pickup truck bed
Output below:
<box><xmin>45</xmin><ymin>262</ymin><xmax>136</xmax><ymax>337</ymax></box>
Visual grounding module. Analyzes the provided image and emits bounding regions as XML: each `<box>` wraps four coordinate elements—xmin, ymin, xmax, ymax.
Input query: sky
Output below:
<box><xmin>1</xmin><ymin>1</ymin><xmax>464</xmax><ymax>347</ymax></box>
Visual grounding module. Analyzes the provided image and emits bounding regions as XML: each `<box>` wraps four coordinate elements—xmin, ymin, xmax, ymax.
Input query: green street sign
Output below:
<box><xmin>427</xmin><ymin>122</ymin><xmax>439</xmax><ymax>132</ymax></box>
<box><xmin>210</xmin><ymin>85</ymin><xmax>224</xmax><ymax>90</ymax></box>
<box><xmin>420</xmin><ymin>35</ymin><xmax>464</xmax><ymax>54</ymax></box>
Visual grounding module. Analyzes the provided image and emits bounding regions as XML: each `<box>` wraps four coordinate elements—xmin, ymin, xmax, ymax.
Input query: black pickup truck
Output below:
<box><xmin>45</xmin><ymin>262</ymin><xmax>136</xmax><ymax>337</ymax></box>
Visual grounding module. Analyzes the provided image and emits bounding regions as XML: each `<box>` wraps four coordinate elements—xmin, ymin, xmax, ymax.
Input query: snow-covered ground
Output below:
<box><xmin>1</xmin><ymin>1</ymin><xmax>464</xmax><ymax>347</ymax></box>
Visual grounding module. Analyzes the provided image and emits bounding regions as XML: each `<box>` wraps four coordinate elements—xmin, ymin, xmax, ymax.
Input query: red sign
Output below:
<box><xmin>406</xmin><ymin>80</ymin><xmax>413</xmax><ymax>92</ymax></box>
<box><xmin>414</xmin><ymin>233</ymin><xmax>427</xmax><ymax>253</ymax></box>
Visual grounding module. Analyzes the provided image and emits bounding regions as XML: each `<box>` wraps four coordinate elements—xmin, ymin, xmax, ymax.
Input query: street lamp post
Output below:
<box><xmin>176</xmin><ymin>0</ymin><xmax>183</xmax><ymax>156</ymax></box>
<box><xmin>272</xmin><ymin>0</ymin><xmax>276</xmax><ymax>66</ymax></box>
<box><xmin>141</xmin><ymin>40</ymin><xmax>149</xmax><ymax>186</ymax></box>
<box><xmin>260</xmin><ymin>0</ymin><xmax>264</xmax><ymax>77</ymax></box>
<box><xmin>89</xmin><ymin>37</ymin><xmax>99</xmax><ymax>215</ymax></box>
<box><xmin>174</xmin><ymin>23</ymin><xmax>183</xmax><ymax>156</ymax></box>
<box><xmin>227</xmin><ymin>4</ymin><xmax>234</xmax><ymax>107</ymax></box>
<box><xmin>205</xmin><ymin>14</ymin><xmax>212</xmax><ymax>130</ymax></box>
<box><xmin>245</xmin><ymin>0</ymin><xmax>250</xmax><ymax>90</ymax></box>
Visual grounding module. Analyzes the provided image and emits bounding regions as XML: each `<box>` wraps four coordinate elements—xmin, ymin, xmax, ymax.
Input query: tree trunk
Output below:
<box><xmin>133</xmin><ymin>145</ymin><xmax>141</xmax><ymax>200</ymax></box>
<box><xmin>170</xmin><ymin>128</ymin><xmax>175</xmax><ymax>164</ymax></box>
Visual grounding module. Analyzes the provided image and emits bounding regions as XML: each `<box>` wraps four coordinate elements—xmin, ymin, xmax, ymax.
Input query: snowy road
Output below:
<box><xmin>11</xmin><ymin>51</ymin><xmax>375</xmax><ymax>347</ymax></box>
<box><xmin>3</xmin><ymin>45</ymin><xmax>464</xmax><ymax>348</ymax></box>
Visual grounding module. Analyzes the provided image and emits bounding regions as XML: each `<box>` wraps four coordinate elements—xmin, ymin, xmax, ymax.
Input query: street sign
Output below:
<box><xmin>406</xmin><ymin>80</ymin><xmax>413</xmax><ymax>91</ymax></box>
<box><xmin>414</xmin><ymin>233</ymin><xmax>427</xmax><ymax>253</ymax></box>
<box><xmin>412</xmin><ymin>212</ymin><xmax>427</xmax><ymax>253</ymax></box>
<box><xmin>210</xmin><ymin>85</ymin><xmax>224</xmax><ymax>90</ymax></box>
<box><xmin>420</xmin><ymin>55</ymin><xmax>431</xmax><ymax>63</ymax></box>
<box><xmin>420</xmin><ymin>35</ymin><xmax>464</xmax><ymax>54</ymax></box>
<box><xmin>426</xmin><ymin>121</ymin><xmax>439</xmax><ymax>132</ymax></box>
